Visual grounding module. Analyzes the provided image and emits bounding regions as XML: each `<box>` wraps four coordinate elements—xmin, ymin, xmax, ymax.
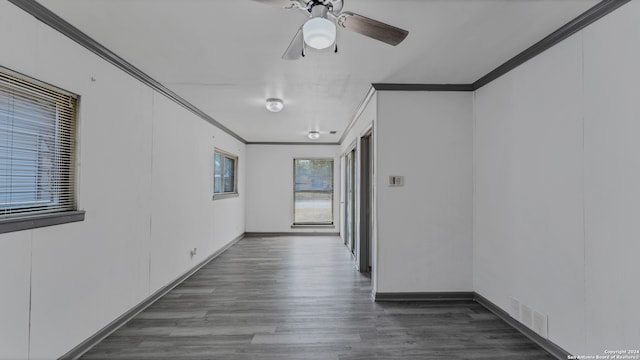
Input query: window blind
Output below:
<box><xmin>0</xmin><ymin>69</ymin><xmax>78</xmax><ymax>218</ymax></box>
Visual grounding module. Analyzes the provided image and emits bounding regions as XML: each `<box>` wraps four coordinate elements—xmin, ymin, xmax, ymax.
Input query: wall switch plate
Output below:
<box><xmin>389</xmin><ymin>176</ymin><xmax>404</xmax><ymax>186</ymax></box>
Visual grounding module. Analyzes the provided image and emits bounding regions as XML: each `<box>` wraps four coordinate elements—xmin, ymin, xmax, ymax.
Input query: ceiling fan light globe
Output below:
<box><xmin>303</xmin><ymin>18</ymin><xmax>336</xmax><ymax>49</ymax></box>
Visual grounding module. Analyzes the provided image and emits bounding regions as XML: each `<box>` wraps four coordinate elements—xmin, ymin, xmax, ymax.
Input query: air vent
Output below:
<box><xmin>510</xmin><ymin>298</ymin><xmax>521</xmax><ymax>319</ymax></box>
<box><xmin>520</xmin><ymin>304</ymin><xmax>533</xmax><ymax>328</ymax></box>
<box><xmin>533</xmin><ymin>311</ymin><xmax>548</xmax><ymax>338</ymax></box>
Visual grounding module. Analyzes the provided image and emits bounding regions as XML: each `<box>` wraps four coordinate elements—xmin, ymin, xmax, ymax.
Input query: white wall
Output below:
<box><xmin>0</xmin><ymin>2</ymin><xmax>245</xmax><ymax>359</ymax></box>
<box><xmin>376</xmin><ymin>91</ymin><xmax>474</xmax><ymax>293</ymax></box>
<box><xmin>474</xmin><ymin>34</ymin><xmax>585</xmax><ymax>352</ymax></box>
<box><xmin>582</xmin><ymin>3</ymin><xmax>640</xmax><ymax>353</ymax></box>
<box><xmin>149</xmin><ymin>94</ymin><xmax>246</xmax><ymax>292</ymax></box>
<box><xmin>245</xmin><ymin>144</ymin><xmax>340</xmax><ymax>233</ymax></box>
<box><xmin>0</xmin><ymin>232</ymin><xmax>31</xmax><ymax>360</ymax></box>
<box><xmin>474</xmin><ymin>2</ymin><xmax>640</xmax><ymax>354</ymax></box>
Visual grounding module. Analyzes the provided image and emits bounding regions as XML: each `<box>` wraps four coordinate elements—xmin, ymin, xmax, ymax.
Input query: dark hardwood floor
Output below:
<box><xmin>80</xmin><ymin>236</ymin><xmax>555</xmax><ymax>360</ymax></box>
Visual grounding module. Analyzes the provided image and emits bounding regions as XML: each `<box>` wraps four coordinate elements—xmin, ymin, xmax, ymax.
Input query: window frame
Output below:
<box><xmin>0</xmin><ymin>66</ymin><xmax>84</xmax><ymax>233</ymax></box>
<box><xmin>213</xmin><ymin>148</ymin><xmax>239</xmax><ymax>200</ymax></box>
<box><xmin>292</xmin><ymin>157</ymin><xmax>334</xmax><ymax>227</ymax></box>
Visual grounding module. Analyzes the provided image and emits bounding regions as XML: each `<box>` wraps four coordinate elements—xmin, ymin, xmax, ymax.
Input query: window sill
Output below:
<box><xmin>0</xmin><ymin>210</ymin><xmax>86</xmax><ymax>234</ymax></box>
<box><xmin>212</xmin><ymin>193</ymin><xmax>239</xmax><ymax>201</ymax></box>
<box><xmin>291</xmin><ymin>224</ymin><xmax>335</xmax><ymax>229</ymax></box>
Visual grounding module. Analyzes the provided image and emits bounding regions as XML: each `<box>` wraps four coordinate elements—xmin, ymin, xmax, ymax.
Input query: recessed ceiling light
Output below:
<box><xmin>308</xmin><ymin>131</ymin><xmax>321</xmax><ymax>140</ymax></box>
<box><xmin>265</xmin><ymin>98</ymin><xmax>284</xmax><ymax>113</ymax></box>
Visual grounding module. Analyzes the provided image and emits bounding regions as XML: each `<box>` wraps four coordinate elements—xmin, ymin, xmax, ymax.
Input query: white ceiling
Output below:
<box><xmin>38</xmin><ymin>0</ymin><xmax>598</xmax><ymax>143</ymax></box>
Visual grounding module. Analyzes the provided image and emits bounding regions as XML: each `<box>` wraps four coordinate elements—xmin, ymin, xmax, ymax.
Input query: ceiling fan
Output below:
<box><xmin>252</xmin><ymin>0</ymin><xmax>409</xmax><ymax>60</ymax></box>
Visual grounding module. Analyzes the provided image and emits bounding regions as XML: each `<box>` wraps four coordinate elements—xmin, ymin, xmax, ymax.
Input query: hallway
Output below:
<box><xmin>81</xmin><ymin>236</ymin><xmax>553</xmax><ymax>359</ymax></box>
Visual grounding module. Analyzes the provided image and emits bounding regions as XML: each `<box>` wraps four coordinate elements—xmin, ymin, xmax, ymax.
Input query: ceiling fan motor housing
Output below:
<box><xmin>306</xmin><ymin>0</ymin><xmax>343</xmax><ymax>15</ymax></box>
<box><xmin>309</xmin><ymin>3</ymin><xmax>330</xmax><ymax>18</ymax></box>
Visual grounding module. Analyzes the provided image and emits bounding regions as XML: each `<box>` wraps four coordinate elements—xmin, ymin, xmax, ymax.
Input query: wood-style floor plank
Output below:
<box><xmin>80</xmin><ymin>236</ymin><xmax>555</xmax><ymax>360</ymax></box>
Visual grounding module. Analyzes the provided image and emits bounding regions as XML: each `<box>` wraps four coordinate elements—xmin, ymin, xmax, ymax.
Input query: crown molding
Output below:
<box><xmin>473</xmin><ymin>0</ymin><xmax>631</xmax><ymax>90</ymax></box>
<box><xmin>10</xmin><ymin>0</ymin><xmax>630</xmax><ymax>146</ymax></box>
<box><xmin>246</xmin><ymin>142</ymin><xmax>339</xmax><ymax>146</ymax></box>
<box><xmin>8</xmin><ymin>0</ymin><xmax>247</xmax><ymax>144</ymax></box>
<box><xmin>372</xmin><ymin>83</ymin><xmax>474</xmax><ymax>91</ymax></box>
<box><xmin>338</xmin><ymin>86</ymin><xmax>377</xmax><ymax>145</ymax></box>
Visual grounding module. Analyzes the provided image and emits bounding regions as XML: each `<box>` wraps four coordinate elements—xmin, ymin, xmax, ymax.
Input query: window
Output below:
<box><xmin>0</xmin><ymin>68</ymin><xmax>78</xmax><ymax>219</ymax></box>
<box><xmin>214</xmin><ymin>149</ymin><xmax>238</xmax><ymax>198</ymax></box>
<box><xmin>293</xmin><ymin>158</ymin><xmax>333</xmax><ymax>225</ymax></box>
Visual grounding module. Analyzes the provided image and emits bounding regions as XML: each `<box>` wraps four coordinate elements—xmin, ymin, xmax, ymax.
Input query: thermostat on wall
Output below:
<box><xmin>389</xmin><ymin>176</ymin><xmax>404</xmax><ymax>186</ymax></box>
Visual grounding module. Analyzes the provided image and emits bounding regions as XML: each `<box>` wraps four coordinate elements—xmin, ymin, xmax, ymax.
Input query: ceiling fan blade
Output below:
<box><xmin>282</xmin><ymin>27</ymin><xmax>305</xmax><ymax>60</ymax></box>
<box><xmin>337</xmin><ymin>12</ymin><xmax>408</xmax><ymax>46</ymax></box>
<box><xmin>251</xmin><ymin>0</ymin><xmax>305</xmax><ymax>9</ymax></box>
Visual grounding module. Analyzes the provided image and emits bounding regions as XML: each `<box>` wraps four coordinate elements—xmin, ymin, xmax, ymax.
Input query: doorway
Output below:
<box><xmin>344</xmin><ymin>148</ymin><xmax>356</xmax><ymax>255</ymax></box>
<box><xmin>359</xmin><ymin>131</ymin><xmax>373</xmax><ymax>274</ymax></box>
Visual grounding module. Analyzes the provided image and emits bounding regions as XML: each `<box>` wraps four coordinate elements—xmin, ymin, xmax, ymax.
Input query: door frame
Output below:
<box><xmin>358</xmin><ymin>129</ymin><xmax>373</xmax><ymax>274</ymax></box>
<box><xmin>344</xmin><ymin>144</ymin><xmax>357</xmax><ymax>254</ymax></box>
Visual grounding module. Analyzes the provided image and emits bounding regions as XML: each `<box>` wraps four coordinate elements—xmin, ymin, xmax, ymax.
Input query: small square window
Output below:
<box><xmin>213</xmin><ymin>149</ymin><xmax>238</xmax><ymax>199</ymax></box>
